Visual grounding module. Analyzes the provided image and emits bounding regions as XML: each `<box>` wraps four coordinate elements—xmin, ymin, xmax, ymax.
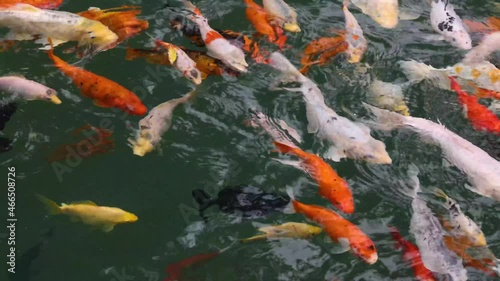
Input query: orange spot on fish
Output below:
<box><xmin>489</xmin><ymin>69</ymin><xmax>500</xmax><ymax>84</ymax></box>
<box><xmin>204</xmin><ymin>30</ymin><xmax>224</xmax><ymax>45</ymax></box>
<box><xmin>471</xmin><ymin>69</ymin><xmax>482</xmax><ymax>79</ymax></box>
<box><xmin>455</xmin><ymin>66</ymin><xmax>463</xmax><ymax>74</ymax></box>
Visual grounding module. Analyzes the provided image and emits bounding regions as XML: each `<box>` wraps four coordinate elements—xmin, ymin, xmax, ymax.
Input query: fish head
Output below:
<box><xmin>346</xmin><ymin>47</ymin><xmax>366</xmax><ymax>63</ymax></box>
<box><xmin>347</xmin><ymin>141</ymin><xmax>392</xmax><ymax>164</ymax></box>
<box><xmin>122</xmin><ymin>212</ymin><xmax>138</xmax><ymax>223</ymax></box>
<box><xmin>42</xmin><ymin>89</ymin><xmax>62</xmax><ymax>104</ymax></box>
<box><xmin>83</xmin><ymin>22</ymin><xmax>119</xmax><ymax>52</ymax></box>
<box><xmin>307</xmin><ymin>225</ymin><xmax>323</xmax><ymax>236</ymax></box>
<box><xmin>131</xmin><ymin>133</ymin><xmax>155</xmax><ymax>157</ymax></box>
<box><xmin>186</xmin><ymin>68</ymin><xmax>203</xmax><ymax>85</ymax></box>
<box><xmin>283</xmin><ymin>22</ymin><xmax>301</xmax><ymax>32</ymax></box>
<box><xmin>226</xmin><ymin>56</ymin><xmax>249</xmax><ymax>73</ymax></box>
<box><xmin>450</xmin><ymin>31</ymin><xmax>472</xmax><ymax>50</ymax></box>
<box><xmin>126</xmin><ymin>103</ymin><xmax>147</xmax><ymax>116</ymax></box>
<box><xmin>350</xmin><ymin>238</ymin><xmax>378</xmax><ymax>265</ymax></box>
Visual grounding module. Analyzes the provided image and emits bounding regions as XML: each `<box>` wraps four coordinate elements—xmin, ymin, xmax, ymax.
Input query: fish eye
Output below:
<box><xmin>46</xmin><ymin>89</ymin><xmax>54</xmax><ymax>95</ymax></box>
<box><xmin>190</xmin><ymin>69</ymin><xmax>199</xmax><ymax>78</ymax></box>
<box><xmin>368</xmin><ymin>245</ymin><xmax>375</xmax><ymax>250</ymax></box>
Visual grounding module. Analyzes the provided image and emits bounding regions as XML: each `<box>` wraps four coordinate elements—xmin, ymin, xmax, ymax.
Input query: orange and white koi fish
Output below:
<box><xmin>77</xmin><ymin>6</ymin><xmax>149</xmax><ymax>50</ymax></box>
<box><xmin>0</xmin><ymin>75</ymin><xmax>61</xmax><ymax>104</ymax></box>
<box><xmin>449</xmin><ymin>76</ymin><xmax>500</xmax><ymax>134</ymax></box>
<box><xmin>129</xmin><ymin>91</ymin><xmax>194</xmax><ymax>157</ymax></box>
<box><xmin>0</xmin><ymin>0</ymin><xmax>63</xmax><ymax>9</ymax></box>
<box><xmin>47</xmin><ymin>39</ymin><xmax>147</xmax><ymax>115</ymax></box>
<box><xmin>244</xmin><ymin>0</ymin><xmax>287</xmax><ymax>49</ymax></box>
<box><xmin>262</xmin><ymin>0</ymin><xmax>300</xmax><ymax>32</ymax></box>
<box><xmin>285</xmin><ymin>187</ymin><xmax>378</xmax><ymax>264</ymax></box>
<box><xmin>274</xmin><ymin>141</ymin><xmax>354</xmax><ymax>214</ymax></box>
<box><xmin>182</xmin><ymin>0</ymin><xmax>248</xmax><ymax>72</ymax></box>
<box><xmin>389</xmin><ymin>227</ymin><xmax>436</xmax><ymax>281</ymax></box>
<box><xmin>343</xmin><ymin>1</ymin><xmax>367</xmax><ymax>63</ymax></box>
<box><xmin>0</xmin><ymin>3</ymin><xmax>118</xmax><ymax>53</ymax></box>
<box><xmin>155</xmin><ymin>39</ymin><xmax>202</xmax><ymax>85</ymax></box>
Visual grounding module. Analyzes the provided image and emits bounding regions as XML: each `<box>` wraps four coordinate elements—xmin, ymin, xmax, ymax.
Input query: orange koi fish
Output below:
<box><xmin>243</xmin><ymin>0</ymin><xmax>287</xmax><ymax>49</ymax></box>
<box><xmin>48</xmin><ymin>124</ymin><xmax>114</xmax><ymax>163</ymax></box>
<box><xmin>449</xmin><ymin>76</ymin><xmax>500</xmax><ymax>134</ymax></box>
<box><xmin>77</xmin><ymin>6</ymin><xmax>149</xmax><ymax>50</ymax></box>
<box><xmin>47</xmin><ymin>39</ymin><xmax>147</xmax><ymax>115</ymax></box>
<box><xmin>0</xmin><ymin>0</ymin><xmax>63</xmax><ymax>9</ymax></box>
<box><xmin>164</xmin><ymin>250</ymin><xmax>221</xmax><ymax>281</ymax></box>
<box><xmin>125</xmin><ymin>47</ymin><xmax>240</xmax><ymax>79</ymax></box>
<box><xmin>443</xmin><ymin>235</ymin><xmax>499</xmax><ymax>278</ymax></box>
<box><xmin>464</xmin><ymin>17</ymin><xmax>500</xmax><ymax>34</ymax></box>
<box><xmin>300</xmin><ymin>36</ymin><xmax>348</xmax><ymax>73</ymax></box>
<box><xmin>389</xmin><ymin>227</ymin><xmax>436</xmax><ymax>281</ymax></box>
<box><xmin>286</xmin><ymin>188</ymin><xmax>378</xmax><ymax>264</ymax></box>
<box><xmin>273</xmin><ymin>141</ymin><xmax>354</xmax><ymax>214</ymax></box>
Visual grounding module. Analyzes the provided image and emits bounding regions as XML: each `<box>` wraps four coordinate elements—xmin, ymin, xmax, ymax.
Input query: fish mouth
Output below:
<box><xmin>132</xmin><ymin>137</ymin><xmax>154</xmax><ymax>157</ymax></box>
<box><xmin>50</xmin><ymin>95</ymin><xmax>62</xmax><ymax>104</ymax></box>
<box><xmin>365</xmin><ymin>253</ymin><xmax>378</xmax><ymax>265</ymax></box>
<box><xmin>283</xmin><ymin>23</ymin><xmax>301</xmax><ymax>32</ymax></box>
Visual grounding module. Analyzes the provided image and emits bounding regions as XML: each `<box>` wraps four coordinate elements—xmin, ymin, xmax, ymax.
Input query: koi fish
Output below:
<box><xmin>47</xmin><ymin>39</ymin><xmax>147</xmax><ymax>115</ymax></box>
<box><xmin>129</xmin><ymin>91</ymin><xmax>194</xmax><ymax>157</ymax></box>
<box><xmin>155</xmin><ymin>39</ymin><xmax>202</xmax><ymax>85</ymax></box>
<box><xmin>399</xmin><ymin>59</ymin><xmax>500</xmax><ymax>93</ymax></box>
<box><xmin>462</xmin><ymin>31</ymin><xmax>500</xmax><ymax>65</ymax></box>
<box><xmin>0</xmin><ymin>75</ymin><xmax>61</xmax><ymax>104</ymax></box>
<box><xmin>268</xmin><ymin>52</ymin><xmax>392</xmax><ymax>164</ymax></box>
<box><xmin>362</xmin><ymin>103</ymin><xmax>500</xmax><ymax>201</ymax></box>
<box><xmin>0</xmin><ymin>3</ymin><xmax>118</xmax><ymax>53</ymax></box>
<box><xmin>262</xmin><ymin>0</ymin><xmax>300</xmax><ymax>32</ymax></box>
<box><xmin>125</xmin><ymin>47</ymin><xmax>239</xmax><ymax>79</ymax></box>
<box><xmin>434</xmin><ymin>188</ymin><xmax>486</xmax><ymax>247</ymax></box>
<box><xmin>169</xmin><ymin>17</ymin><xmax>265</xmax><ymax>63</ymax></box>
<box><xmin>428</xmin><ymin>0</ymin><xmax>472</xmax><ymax>49</ymax></box>
<box><xmin>343</xmin><ymin>1</ymin><xmax>368</xmax><ymax>63</ymax></box>
<box><xmin>36</xmin><ymin>194</ymin><xmax>138</xmax><ymax>232</ymax></box>
<box><xmin>285</xmin><ymin>187</ymin><xmax>378</xmax><ymax>265</ymax></box>
<box><xmin>406</xmin><ymin>165</ymin><xmax>468</xmax><ymax>281</ymax></box>
<box><xmin>464</xmin><ymin>17</ymin><xmax>500</xmax><ymax>34</ymax></box>
<box><xmin>448</xmin><ymin>76</ymin><xmax>500</xmax><ymax>134</ymax></box>
<box><xmin>0</xmin><ymin>0</ymin><xmax>63</xmax><ymax>9</ymax></box>
<box><xmin>0</xmin><ymin>102</ymin><xmax>18</xmax><ymax>153</ymax></box>
<box><xmin>77</xmin><ymin>6</ymin><xmax>149</xmax><ymax>50</ymax></box>
<box><xmin>246</xmin><ymin>111</ymin><xmax>302</xmax><ymax>146</ymax></box>
<box><xmin>47</xmin><ymin>125</ymin><xmax>114</xmax><ymax>163</ymax></box>
<box><xmin>164</xmin><ymin>249</ymin><xmax>223</xmax><ymax>281</ymax></box>
<box><xmin>182</xmin><ymin>0</ymin><xmax>248</xmax><ymax>72</ymax></box>
<box><xmin>366</xmin><ymin>79</ymin><xmax>410</xmax><ymax>116</ymax></box>
<box><xmin>240</xmin><ymin>222</ymin><xmax>322</xmax><ymax>243</ymax></box>
<box><xmin>192</xmin><ymin>185</ymin><xmax>290</xmax><ymax>221</ymax></box>
<box><xmin>273</xmin><ymin>141</ymin><xmax>354</xmax><ymax>214</ymax></box>
<box><xmin>244</xmin><ymin>0</ymin><xmax>287</xmax><ymax>49</ymax></box>
<box><xmin>300</xmin><ymin>36</ymin><xmax>348</xmax><ymax>74</ymax></box>
<box><xmin>389</xmin><ymin>226</ymin><xmax>436</xmax><ymax>281</ymax></box>
<box><xmin>350</xmin><ymin>0</ymin><xmax>399</xmax><ymax>29</ymax></box>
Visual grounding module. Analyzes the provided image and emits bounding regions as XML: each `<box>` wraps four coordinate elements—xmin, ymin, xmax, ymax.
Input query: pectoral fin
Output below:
<box><xmin>93</xmin><ymin>100</ymin><xmax>112</xmax><ymax>108</ymax></box>
<box><xmin>240</xmin><ymin>234</ymin><xmax>268</xmax><ymax>243</ymax></box>
<box><xmin>101</xmin><ymin>223</ymin><xmax>115</xmax><ymax>232</ymax></box>
<box><xmin>71</xmin><ymin>200</ymin><xmax>97</xmax><ymax>206</ymax></box>
<box><xmin>324</xmin><ymin>146</ymin><xmax>345</xmax><ymax>162</ymax></box>
<box><xmin>272</xmin><ymin>158</ymin><xmax>308</xmax><ymax>173</ymax></box>
<box><xmin>330</xmin><ymin>237</ymin><xmax>351</xmax><ymax>254</ymax></box>
<box><xmin>350</xmin><ymin>0</ymin><xmax>368</xmax><ymax>13</ymax></box>
<box><xmin>36</xmin><ymin>38</ymin><xmax>67</xmax><ymax>50</ymax></box>
<box><xmin>258</xmin><ymin>226</ymin><xmax>290</xmax><ymax>236</ymax></box>
<box><xmin>306</xmin><ymin>108</ymin><xmax>320</xmax><ymax>134</ymax></box>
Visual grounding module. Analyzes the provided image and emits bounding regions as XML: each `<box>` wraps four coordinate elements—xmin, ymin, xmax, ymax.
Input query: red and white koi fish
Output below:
<box><xmin>155</xmin><ymin>39</ymin><xmax>202</xmax><ymax>85</ymax></box>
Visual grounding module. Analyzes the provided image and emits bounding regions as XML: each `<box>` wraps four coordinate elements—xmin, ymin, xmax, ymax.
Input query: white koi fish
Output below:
<box><xmin>129</xmin><ymin>91</ymin><xmax>194</xmax><ymax>157</ymax></box>
<box><xmin>429</xmin><ymin>0</ymin><xmax>472</xmax><ymax>49</ymax></box>
<box><xmin>182</xmin><ymin>0</ymin><xmax>248</xmax><ymax>73</ymax></box>
<box><xmin>263</xmin><ymin>0</ymin><xmax>301</xmax><ymax>32</ymax></box>
<box><xmin>155</xmin><ymin>39</ymin><xmax>202</xmax><ymax>85</ymax></box>
<box><xmin>350</xmin><ymin>0</ymin><xmax>421</xmax><ymax>29</ymax></box>
<box><xmin>268</xmin><ymin>52</ymin><xmax>392</xmax><ymax>164</ymax></box>
<box><xmin>0</xmin><ymin>76</ymin><xmax>61</xmax><ymax>104</ymax></box>
<box><xmin>406</xmin><ymin>166</ymin><xmax>468</xmax><ymax>281</ymax></box>
<box><xmin>0</xmin><ymin>3</ymin><xmax>118</xmax><ymax>52</ymax></box>
<box><xmin>363</xmin><ymin>103</ymin><xmax>500</xmax><ymax>201</ymax></box>
<box><xmin>462</xmin><ymin>31</ymin><xmax>500</xmax><ymax>64</ymax></box>
<box><xmin>343</xmin><ymin>1</ymin><xmax>368</xmax><ymax>63</ymax></box>
<box><xmin>366</xmin><ymin>79</ymin><xmax>410</xmax><ymax>116</ymax></box>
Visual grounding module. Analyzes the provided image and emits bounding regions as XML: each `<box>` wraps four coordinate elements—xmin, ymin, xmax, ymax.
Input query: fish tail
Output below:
<box><xmin>362</xmin><ymin>102</ymin><xmax>407</xmax><ymax>131</ymax></box>
<box><xmin>433</xmin><ymin>188</ymin><xmax>449</xmax><ymax>200</ymax></box>
<box><xmin>398</xmin><ymin>60</ymin><xmax>441</xmax><ymax>84</ymax></box>
<box><xmin>178</xmin><ymin>90</ymin><xmax>196</xmax><ymax>104</ymax></box>
<box><xmin>46</xmin><ymin>38</ymin><xmax>65</xmax><ymax>68</ymax></box>
<box><xmin>240</xmin><ymin>234</ymin><xmax>268</xmax><ymax>243</ymax></box>
<box><xmin>388</xmin><ymin>226</ymin><xmax>403</xmax><ymax>249</ymax></box>
<box><xmin>406</xmin><ymin>163</ymin><xmax>421</xmax><ymax>198</ymax></box>
<box><xmin>283</xmin><ymin>186</ymin><xmax>297</xmax><ymax>214</ymax></box>
<box><xmin>35</xmin><ymin>194</ymin><xmax>62</xmax><ymax>215</ymax></box>
<box><xmin>192</xmin><ymin>189</ymin><xmax>214</xmax><ymax>214</ymax></box>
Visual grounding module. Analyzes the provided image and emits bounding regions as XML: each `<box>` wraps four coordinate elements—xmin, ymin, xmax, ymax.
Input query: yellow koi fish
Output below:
<box><xmin>36</xmin><ymin>194</ymin><xmax>138</xmax><ymax>232</ymax></box>
<box><xmin>0</xmin><ymin>3</ymin><xmax>118</xmax><ymax>53</ymax></box>
<box><xmin>240</xmin><ymin>222</ymin><xmax>322</xmax><ymax>243</ymax></box>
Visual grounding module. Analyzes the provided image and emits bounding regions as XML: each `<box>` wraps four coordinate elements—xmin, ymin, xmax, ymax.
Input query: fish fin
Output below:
<box><xmin>399</xmin><ymin>5</ymin><xmax>422</xmax><ymax>20</ymax></box>
<box><xmin>101</xmin><ymin>223</ymin><xmax>115</xmax><ymax>232</ymax></box>
<box><xmin>70</xmin><ymin>200</ymin><xmax>97</xmax><ymax>206</ymax></box>
<box><xmin>4</xmin><ymin>31</ymin><xmax>34</xmax><ymax>41</ymax></box>
<box><xmin>35</xmin><ymin>194</ymin><xmax>62</xmax><ymax>215</ymax></box>
<box><xmin>168</xmin><ymin>48</ymin><xmax>177</xmax><ymax>64</ymax></box>
<box><xmin>331</xmin><ymin>237</ymin><xmax>351</xmax><ymax>254</ymax></box>
<box><xmin>282</xmin><ymin>186</ymin><xmax>296</xmax><ymax>214</ymax></box>
<box><xmin>240</xmin><ymin>234</ymin><xmax>269</xmax><ymax>243</ymax></box>
<box><xmin>306</xmin><ymin>110</ymin><xmax>320</xmax><ymax>134</ymax></box>
<box><xmin>268</xmin><ymin>52</ymin><xmax>302</xmax><ymax>78</ymax></box>
<box><xmin>324</xmin><ymin>146</ymin><xmax>345</xmax><ymax>162</ymax></box>
<box><xmin>272</xmin><ymin>158</ymin><xmax>307</xmax><ymax>173</ymax></box>
<box><xmin>36</xmin><ymin>38</ymin><xmax>67</xmax><ymax>50</ymax></box>
<box><xmin>350</xmin><ymin>0</ymin><xmax>368</xmax><ymax>13</ymax></box>
<box><xmin>398</xmin><ymin>60</ymin><xmax>441</xmax><ymax>84</ymax></box>
<box><xmin>93</xmin><ymin>100</ymin><xmax>112</xmax><ymax>108</ymax></box>
<box><xmin>206</xmin><ymin>50</ymin><xmax>220</xmax><ymax>60</ymax></box>
<box><xmin>433</xmin><ymin>188</ymin><xmax>449</xmax><ymax>200</ymax></box>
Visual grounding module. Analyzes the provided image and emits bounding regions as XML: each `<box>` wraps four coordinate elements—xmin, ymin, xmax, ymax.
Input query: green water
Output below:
<box><xmin>1</xmin><ymin>0</ymin><xmax>499</xmax><ymax>280</ymax></box>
